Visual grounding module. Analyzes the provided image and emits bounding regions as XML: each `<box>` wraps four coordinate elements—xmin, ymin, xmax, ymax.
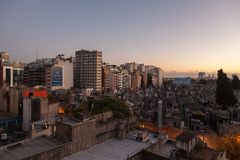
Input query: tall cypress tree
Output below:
<box><xmin>147</xmin><ymin>73</ymin><xmax>153</xmax><ymax>87</ymax></box>
<box><xmin>231</xmin><ymin>74</ymin><xmax>240</xmax><ymax>90</ymax></box>
<box><xmin>216</xmin><ymin>69</ymin><xmax>237</xmax><ymax>109</ymax></box>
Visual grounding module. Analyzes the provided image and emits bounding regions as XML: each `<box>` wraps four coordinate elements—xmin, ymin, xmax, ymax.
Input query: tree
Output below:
<box><xmin>231</xmin><ymin>75</ymin><xmax>240</xmax><ymax>90</ymax></box>
<box><xmin>216</xmin><ymin>69</ymin><xmax>237</xmax><ymax>109</ymax></box>
<box><xmin>147</xmin><ymin>73</ymin><xmax>153</xmax><ymax>87</ymax></box>
<box><xmin>92</xmin><ymin>97</ymin><xmax>131</xmax><ymax>118</ymax></box>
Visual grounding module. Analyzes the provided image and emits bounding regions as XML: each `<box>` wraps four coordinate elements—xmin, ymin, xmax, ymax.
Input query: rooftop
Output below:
<box><xmin>0</xmin><ymin>136</ymin><xmax>66</xmax><ymax>160</ymax></box>
<box><xmin>64</xmin><ymin>133</ymin><xmax>158</xmax><ymax>160</ymax></box>
<box><xmin>151</xmin><ymin>140</ymin><xmax>176</xmax><ymax>159</ymax></box>
<box><xmin>176</xmin><ymin>131</ymin><xmax>197</xmax><ymax>143</ymax></box>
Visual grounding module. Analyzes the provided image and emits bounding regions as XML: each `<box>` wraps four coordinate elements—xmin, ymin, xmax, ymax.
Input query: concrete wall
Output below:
<box><xmin>41</xmin><ymin>98</ymin><xmax>49</xmax><ymax>120</ymax></box>
<box><xmin>23</xmin><ymin>97</ymin><xmax>59</xmax><ymax>132</ymax></box>
<box><xmin>9</xmin><ymin>87</ymin><xmax>20</xmax><ymax>114</ymax></box>
<box><xmin>95</xmin><ymin>120</ymin><xmax>119</xmax><ymax>144</ymax></box>
<box><xmin>56</xmin><ymin>121</ymin><xmax>73</xmax><ymax>141</ymax></box>
<box><xmin>95</xmin><ymin>116</ymin><xmax>138</xmax><ymax>143</ymax></box>
<box><xmin>41</xmin><ymin>100</ymin><xmax>58</xmax><ymax>120</ymax></box>
<box><xmin>23</xmin><ymin>98</ymin><xmax>31</xmax><ymax>131</ymax></box>
<box><xmin>71</xmin><ymin>119</ymin><xmax>96</xmax><ymax>152</ymax></box>
<box><xmin>56</xmin><ymin>119</ymin><xmax>97</xmax><ymax>153</ymax></box>
<box><xmin>32</xmin><ymin>127</ymin><xmax>53</xmax><ymax>138</ymax></box>
<box><xmin>0</xmin><ymin>87</ymin><xmax>9</xmax><ymax>112</ymax></box>
<box><xmin>62</xmin><ymin>61</ymin><xmax>73</xmax><ymax>89</ymax></box>
<box><xmin>24</xmin><ymin>115</ymin><xmax>138</xmax><ymax>160</ymax></box>
<box><xmin>48</xmin><ymin>103</ymin><xmax>59</xmax><ymax>119</ymax></box>
<box><xmin>176</xmin><ymin>137</ymin><xmax>197</xmax><ymax>153</ymax></box>
<box><xmin>93</xmin><ymin>111</ymin><xmax>113</xmax><ymax>122</ymax></box>
<box><xmin>25</xmin><ymin>142</ymin><xmax>72</xmax><ymax>160</ymax></box>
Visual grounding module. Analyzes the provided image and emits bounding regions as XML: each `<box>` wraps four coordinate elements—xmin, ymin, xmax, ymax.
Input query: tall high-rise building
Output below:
<box><xmin>131</xmin><ymin>71</ymin><xmax>142</xmax><ymax>90</ymax></box>
<box><xmin>102</xmin><ymin>63</ymin><xmax>111</xmax><ymax>91</ymax></box>
<box><xmin>74</xmin><ymin>50</ymin><xmax>102</xmax><ymax>91</ymax></box>
<box><xmin>125</xmin><ymin>62</ymin><xmax>138</xmax><ymax>74</ymax></box>
<box><xmin>122</xmin><ymin>69</ymin><xmax>131</xmax><ymax>90</ymax></box>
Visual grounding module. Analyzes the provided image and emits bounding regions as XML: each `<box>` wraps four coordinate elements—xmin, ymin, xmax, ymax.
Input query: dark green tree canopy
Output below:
<box><xmin>231</xmin><ymin>74</ymin><xmax>240</xmax><ymax>90</ymax></box>
<box><xmin>216</xmin><ymin>69</ymin><xmax>237</xmax><ymax>108</ymax></box>
<box><xmin>92</xmin><ymin>97</ymin><xmax>131</xmax><ymax>118</ymax></box>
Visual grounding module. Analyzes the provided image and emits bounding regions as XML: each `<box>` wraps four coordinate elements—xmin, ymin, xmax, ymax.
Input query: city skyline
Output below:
<box><xmin>1</xmin><ymin>0</ymin><xmax>240</xmax><ymax>73</ymax></box>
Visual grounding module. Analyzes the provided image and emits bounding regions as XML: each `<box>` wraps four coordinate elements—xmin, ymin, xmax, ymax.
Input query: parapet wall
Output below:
<box><xmin>24</xmin><ymin>115</ymin><xmax>138</xmax><ymax>160</ymax></box>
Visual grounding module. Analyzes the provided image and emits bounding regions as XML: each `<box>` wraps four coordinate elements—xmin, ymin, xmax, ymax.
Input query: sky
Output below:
<box><xmin>0</xmin><ymin>0</ymin><xmax>240</xmax><ymax>74</ymax></box>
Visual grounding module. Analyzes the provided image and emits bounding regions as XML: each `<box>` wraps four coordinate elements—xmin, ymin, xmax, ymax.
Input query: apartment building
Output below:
<box><xmin>24</xmin><ymin>55</ymin><xmax>73</xmax><ymax>90</ymax></box>
<box><xmin>74</xmin><ymin>50</ymin><xmax>102</xmax><ymax>91</ymax></box>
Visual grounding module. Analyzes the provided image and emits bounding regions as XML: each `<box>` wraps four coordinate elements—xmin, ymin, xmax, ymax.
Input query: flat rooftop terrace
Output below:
<box><xmin>58</xmin><ymin>116</ymin><xmax>94</xmax><ymax>126</ymax></box>
<box><xmin>0</xmin><ymin>136</ymin><xmax>66</xmax><ymax>160</ymax></box>
<box><xmin>151</xmin><ymin>140</ymin><xmax>176</xmax><ymax>159</ymax></box>
<box><xmin>64</xmin><ymin>137</ymin><xmax>157</xmax><ymax>160</ymax></box>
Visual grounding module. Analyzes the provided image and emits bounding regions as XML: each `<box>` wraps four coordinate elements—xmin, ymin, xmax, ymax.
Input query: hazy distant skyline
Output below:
<box><xmin>1</xmin><ymin>0</ymin><xmax>240</xmax><ymax>73</ymax></box>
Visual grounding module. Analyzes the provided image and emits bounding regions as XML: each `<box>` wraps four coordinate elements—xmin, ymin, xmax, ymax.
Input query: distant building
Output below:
<box><xmin>0</xmin><ymin>52</ymin><xmax>10</xmax><ymax>65</ymax></box>
<box><xmin>173</xmin><ymin>77</ymin><xmax>191</xmax><ymax>86</ymax></box>
<box><xmin>110</xmin><ymin>71</ymin><xmax>118</xmax><ymax>91</ymax></box>
<box><xmin>102</xmin><ymin>64</ymin><xmax>129</xmax><ymax>92</ymax></box>
<box><xmin>157</xmin><ymin>68</ymin><xmax>164</xmax><ymax>86</ymax></box>
<box><xmin>125</xmin><ymin>62</ymin><xmax>138</xmax><ymax>74</ymax></box>
<box><xmin>122</xmin><ymin>69</ymin><xmax>131</xmax><ymax>90</ymax></box>
<box><xmin>131</xmin><ymin>71</ymin><xmax>141</xmax><ymax>90</ymax></box>
<box><xmin>145</xmin><ymin>65</ymin><xmax>155</xmax><ymax>74</ymax></box>
<box><xmin>138</xmin><ymin>64</ymin><xmax>145</xmax><ymax>73</ymax></box>
<box><xmin>24</xmin><ymin>55</ymin><xmax>73</xmax><ymax>90</ymax></box>
<box><xmin>152</xmin><ymin>72</ymin><xmax>158</xmax><ymax>87</ymax></box>
<box><xmin>198</xmin><ymin>72</ymin><xmax>206</xmax><ymax>80</ymax></box>
<box><xmin>145</xmin><ymin>66</ymin><xmax>164</xmax><ymax>87</ymax></box>
<box><xmin>0</xmin><ymin>52</ymin><xmax>24</xmax><ymax>87</ymax></box>
<box><xmin>74</xmin><ymin>50</ymin><xmax>102</xmax><ymax>91</ymax></box>
<box><xmin>0</xmin><ymin>86</ymin><xmax>26</xmax><ymax>115</ymax></box>
<box><xmin>142</xmin><ymin>73</ymin><xmax>148</xmax><ymax>88</ymax></box>
<box><xmin>102</xmin><ymin>63</ymin><xmax>111</xmax><ymax>91</ymax></box>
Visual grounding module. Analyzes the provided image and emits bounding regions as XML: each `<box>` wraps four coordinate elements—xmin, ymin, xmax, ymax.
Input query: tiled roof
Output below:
<box><xmin>176</xmin><ymin>131</ymin><xmax>197</xmax><ymax>143</ymax></box>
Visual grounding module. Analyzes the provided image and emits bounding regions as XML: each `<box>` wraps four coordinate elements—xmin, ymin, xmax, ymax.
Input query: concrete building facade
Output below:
<box><xmin>131</xmin><ymin>71</ymin><xmax>142</xmax><ymax>91</ymax></box>
<box><xmin>74</xmin><ymin>50</ymin><xmax>102</xmax><ymax>91</ymax></box>
<box><xmin>0</xmin><ymin>52</ymin><xmax>24</xmax><ymax>87</ymax></box>
<box><xmin>24</xmin><ymin>55</ymin><xmax>73</xmax><ymax>90</ymax></box>
<box><xmin>22</xmin><ymin>94</ymin><xmax>58</xmax><ymax>132</ymax></box>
